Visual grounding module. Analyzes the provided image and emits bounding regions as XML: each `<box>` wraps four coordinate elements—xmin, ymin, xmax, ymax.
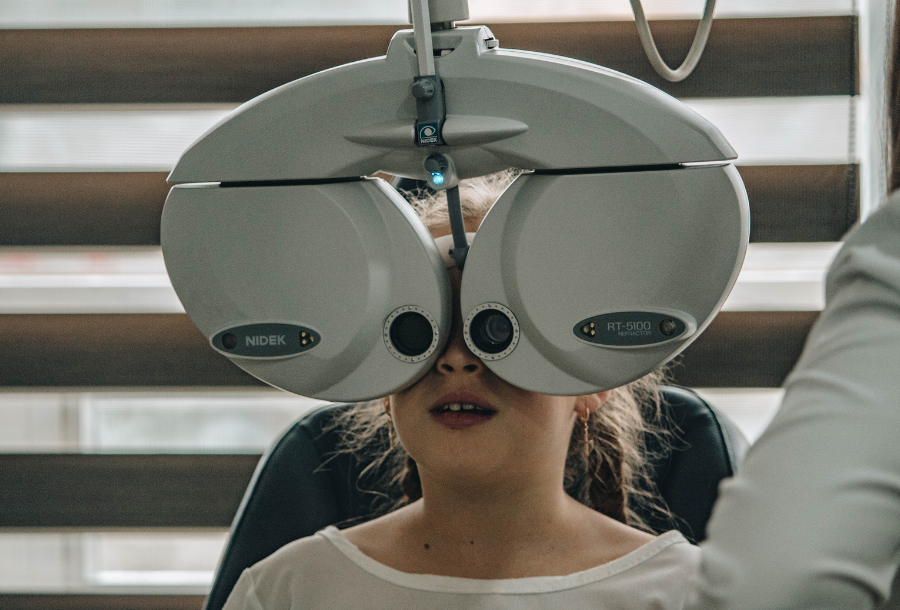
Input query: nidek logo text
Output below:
<box><xmin>246</xmin><ymin>335</ymin><xmax>287</xmax><ymax>346</ymax></box>
<box><xmin>418</xmin><ymin>124</ymin><xmax>439</xmax><ymax>145</ymax></box>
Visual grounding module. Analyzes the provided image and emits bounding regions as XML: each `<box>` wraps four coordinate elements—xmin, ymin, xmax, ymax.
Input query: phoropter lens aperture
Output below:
<box><xmin>470</xmin><ymin>309</ymin><xmax>513</xmax><ymax>354</ymax></box>
<box><xmin>389</xmin><ymin>311</ymin><xmax>434</xmax><ymax>357</ymax></box>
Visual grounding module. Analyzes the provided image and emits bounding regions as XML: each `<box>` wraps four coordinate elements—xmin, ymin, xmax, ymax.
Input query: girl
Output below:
<box><xmin>222</xmin><ymin>172</ymin><xmax>698</xmax><ymax>610</ymax></box>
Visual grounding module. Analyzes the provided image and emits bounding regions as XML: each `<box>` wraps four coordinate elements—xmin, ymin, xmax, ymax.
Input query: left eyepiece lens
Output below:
<box><xmin>389</xmin><ymin>312</ymin><xmax>434</xmax><ymax>357</ymax></box>
<box><xmin>470</xmin><ymin>309</ymin><xmax>514</xmax><ymax>354</ymax></box>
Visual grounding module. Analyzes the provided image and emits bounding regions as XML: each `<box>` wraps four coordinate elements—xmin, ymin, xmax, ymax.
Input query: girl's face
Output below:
<box><xmin>387</xmin><ymin>230</ymin><xmax>606</xmax><ymax>491</ymax></box>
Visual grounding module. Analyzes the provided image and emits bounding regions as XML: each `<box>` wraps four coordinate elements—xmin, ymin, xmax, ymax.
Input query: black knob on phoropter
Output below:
<box><xmin>424</xmin><ymin>154</ymin><xmax>449</xmax><ymax>174</ymax></box>
<box><xmin>412</xmin><ymin>80</ymin><xmax>435</xmax><ymax>99</ymax></box>
<box><xmin>660</xmin><ymin>319</ymin><xmax>677</xmax><ymax>336</ymax></box>
<box><xmin>222</xmin><ymin>333</ymin><xmax>238</xmax><ymax>350</ymax></box>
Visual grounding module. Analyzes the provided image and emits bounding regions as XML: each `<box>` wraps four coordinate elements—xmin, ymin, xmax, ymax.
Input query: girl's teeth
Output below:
<box><xmin>439</xmin><ymin>403</ymin><xmax>485</xmax><ymax>413</ymax></box>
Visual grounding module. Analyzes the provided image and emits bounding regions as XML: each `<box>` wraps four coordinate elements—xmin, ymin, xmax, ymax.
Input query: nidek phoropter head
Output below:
<box><xmin>161</xmin><ymin>0</ymin><xmax>748</xmax><ymax>401</ymax></box>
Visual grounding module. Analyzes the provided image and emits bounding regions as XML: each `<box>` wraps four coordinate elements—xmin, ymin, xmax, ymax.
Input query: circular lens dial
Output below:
<box><xmin>383</xmin><ymin>306</ymin><xmax>441</xmax><ymax>363</ymax></box>
<box><xmin>464</xmin><ymin>303</ymin><xmax>520</xmax><ymax>361</ymax></box>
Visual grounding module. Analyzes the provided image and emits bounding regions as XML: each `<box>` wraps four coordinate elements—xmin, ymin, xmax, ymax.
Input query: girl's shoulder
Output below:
<box><xmin>249</xmin><ymin>527</ymin><xmax>344</xmax><ymax>575</ymax></box>
<box><xmin>224</xmin><ymin>528</ymin><xmax>352</xmax><ymax>610</ymax></box>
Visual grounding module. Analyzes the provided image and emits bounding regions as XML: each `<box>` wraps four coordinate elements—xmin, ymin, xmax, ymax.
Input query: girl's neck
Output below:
<box><xmin>342</xmin><ymin>465</ymin><xmax>657</xmax><ymax>579</ymax></box>
<box><xmin>412</xmin><ymin>476</ymin><xmax>576</xmax><ymax>548</ymax></box>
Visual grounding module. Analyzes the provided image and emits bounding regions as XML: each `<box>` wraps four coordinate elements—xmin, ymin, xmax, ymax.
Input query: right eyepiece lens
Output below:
<box><xmin>470</xmin><ymin>309</ymin><xmax>513</xmax><ymax>354</ymax></box>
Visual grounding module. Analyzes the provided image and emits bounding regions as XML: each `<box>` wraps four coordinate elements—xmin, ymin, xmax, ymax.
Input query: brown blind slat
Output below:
<box><xmin>673</xmin><ymin>311</ymin><xmax>820</xmax><ymax>388</ymax></box>
<box><xmin>0</xmin><ymin>172</ymin><xmax>168</xmax><ymax>246</ymax></box>
<box><xmin>743</xmin><ymin>165</ymin><xmax>860</xmax><ymax>242</ymax></box>
<box><xmin>490</xmin><ymin>16</ymin><xmax>858</xmax><ymax>98</ymax></box>
<box><xmin>0</xmin><ymin>17</ymin><xmax>856</xmax><ymax>104</ymax></box>
<box><xmin>0</xmin><ymin>454</ymin><xmax>258</xmax><ymax>528</ymax></box>
<box><xmin>0</xmin><ymin>165</ymin><xmax>858</xmax><ymax>246</ymax></box>
<box><xmin>0</xmin><ymin>594</ymin><xmax>205</xmax><ymax>610</ymax></box>
<box><xmin>0</xmin><ymin>312</ymin><xmax>814</xmax><ymax>388</ymax></box>
<box><xmin>0</xmin><ymin>314</ymin><xmax>263</xmax><ymax>387</ymax></box>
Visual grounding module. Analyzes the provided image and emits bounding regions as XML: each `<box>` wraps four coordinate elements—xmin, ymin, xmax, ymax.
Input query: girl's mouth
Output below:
<box><xmin>430</xmin><ymin>402</ymin><xmax>497</xmax><ymax>429</ymax></box>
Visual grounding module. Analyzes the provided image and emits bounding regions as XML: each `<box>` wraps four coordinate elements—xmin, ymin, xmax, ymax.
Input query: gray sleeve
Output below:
<box><xmin>686</xmin><ymin>193</ymin><xmax>900</xmax><ymax>610</ymax></box>
<box><xmin>221</xmin><ymin>569</ymin><xmax>266</xmax><ymax>610</ymax></box>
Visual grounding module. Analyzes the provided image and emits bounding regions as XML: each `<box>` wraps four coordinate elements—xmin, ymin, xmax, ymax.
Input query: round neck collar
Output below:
<box><xmin>317</xmin><ymin>525</ymin><xmax>688</xmax><ymax>594</ymax></box>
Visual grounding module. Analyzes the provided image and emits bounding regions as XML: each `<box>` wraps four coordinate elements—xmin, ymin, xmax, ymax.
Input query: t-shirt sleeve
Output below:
<box><xmin>686</xmin><ymin>194</ymin><xmax>900</xmax><ymax>609</ymax></box>
<box><xmin>221</xmin><ymin>569</ymin><xmax>265</xmax><ymax>610</ymax></box>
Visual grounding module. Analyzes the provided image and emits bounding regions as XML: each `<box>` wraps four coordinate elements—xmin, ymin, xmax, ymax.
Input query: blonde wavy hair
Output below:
<box><xmin>332</xmin><ymin>170</ymin><xmax>674</xmax><ymax>532</ymax></box>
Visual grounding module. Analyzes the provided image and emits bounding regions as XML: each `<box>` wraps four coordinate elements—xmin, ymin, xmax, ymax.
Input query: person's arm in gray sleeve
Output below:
<box><xmin>686</xmin><ymin>193</ymin><xmax>900</xmax><ymax>610</ymax></box>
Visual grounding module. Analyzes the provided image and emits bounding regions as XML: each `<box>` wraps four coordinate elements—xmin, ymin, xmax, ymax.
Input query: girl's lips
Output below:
<box><xmin>430</xmin><ymin>409</ymin><xmax>497</xmax><ymax>429</ymax></box>
<box><xmin>429</xmin><ymin>392</ymin><xmax>496</xmax><ymax>413</ymax></box>
<box><xmin>429</xmin><ymin>393</ymin><xmax>497</xmax><ymax>429</ymax></box>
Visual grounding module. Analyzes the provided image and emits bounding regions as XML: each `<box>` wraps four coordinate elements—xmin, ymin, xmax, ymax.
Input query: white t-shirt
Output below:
<box><xmin>223</xmin><ymin>526</ymin><xmax>700</xmax><ymax>610</ymax></box>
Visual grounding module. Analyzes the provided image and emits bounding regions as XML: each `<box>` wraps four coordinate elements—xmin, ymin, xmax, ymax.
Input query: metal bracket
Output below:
<box><xmin>413</xmin><ymin>75</ymin><xmax>446</xmax><ymax>146</ymax></box>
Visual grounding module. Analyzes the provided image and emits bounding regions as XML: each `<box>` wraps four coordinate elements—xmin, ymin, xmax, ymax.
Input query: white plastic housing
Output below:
<box><xmin>167</xmin><ymin>27</ymin><xmax>735</xmax><ymax>185</ymax></box>
<box><xmin>460</xmin><ymin>166</ymin><xmax>750</xmax><ymax>394</ymax></box>
<box><xmin>161</xmin><ymin>24</ymin><xmax>749</xmax><ymax>398</ymax></box>
<box><xmin>161</xmin><ymin>178</ymin><xmax>451</xmax><ymax>401</ymax></box>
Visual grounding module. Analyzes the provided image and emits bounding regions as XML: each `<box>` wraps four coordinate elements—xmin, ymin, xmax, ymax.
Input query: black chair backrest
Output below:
<box><xmin>204</xmin><ymin>385</ymin><xmax>748</xmax><ymax>610</ymax></box>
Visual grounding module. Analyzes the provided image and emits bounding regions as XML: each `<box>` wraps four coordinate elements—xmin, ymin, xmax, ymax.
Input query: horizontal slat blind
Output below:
<box><xmin>0</xmin><ymin>454</ymin><xmax>258</xmax><ymax>528</ymax></box>
<box><xmin>741</xmin><ymin>165</ymin><xmax>859</xmax><ymax>242</ymax></box>
<box><xmin>0</xmin><ymin>173</ymin><xmax>169</xmax><ymax>246</ymax></box>
<box><xmin>0</xmin><ymin>4</ymin><xmax>859</xmax><ymax>599</ymax></box>
<box><xmin>0</xmin><ymin>166</ymin><xmax>859</xmax><ymax>245</ymax></box>
<box><xmin>0</xmin><ymin>312</ymin><xmax>815</xmax><ymax>388</ymax></box>
<box><xmin>0</xmin><ymin>98</ymin><xmax>856</xmax><ymax>170</ymax></box>
<box><xmin>0</xmin><ymin>17</ymin><xmax>856</xmax><ymax>103</ymax></box>
<box><xmin>0</xmin><ymin>594</ymin><xmax>205</xmax><ymax>610</ymax></box>
<box><xmin>673</xmin><ymin>312</ymin><xmax>820</xmax><ymax>387</ymax></box>
<box><xmin>491</xmin><ymin>17</ymin><xmax>857</xmax><ymax>97</ymax></box>
<box><xmin>0</xmin><ymin>315</ymin><xmax>258</xmax><ymax>386</ymax></box>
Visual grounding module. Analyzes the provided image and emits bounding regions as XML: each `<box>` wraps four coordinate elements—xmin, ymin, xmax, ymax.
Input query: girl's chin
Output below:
<box><xmin>415</xmin><ymin>445</ymin><xmax>515</xmax><ymax>482</ymax></box>
<box><xmin>423</xmin><ymin>462</ymin><xmax>511</xmax><ymax>490</ymax></box>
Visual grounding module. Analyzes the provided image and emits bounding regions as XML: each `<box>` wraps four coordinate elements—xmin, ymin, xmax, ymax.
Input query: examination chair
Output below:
<box><xmin>205</xmin><ymin>385</ymin><xmax>748</xmax><ymax>610</ymax></box>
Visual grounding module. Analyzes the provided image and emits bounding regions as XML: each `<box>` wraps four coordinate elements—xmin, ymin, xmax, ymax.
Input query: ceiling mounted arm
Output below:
<box><xmin>409</xmin><ymin>0</ymin><xmax>436</xmax><ymax>77</ymax></box>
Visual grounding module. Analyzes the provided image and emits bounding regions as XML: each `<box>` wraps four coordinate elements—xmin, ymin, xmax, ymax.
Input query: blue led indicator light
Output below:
<box><xmin>432</xmin><ymin>173</ymin><xmax>444</xmax><ymax>185</ymax></box>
